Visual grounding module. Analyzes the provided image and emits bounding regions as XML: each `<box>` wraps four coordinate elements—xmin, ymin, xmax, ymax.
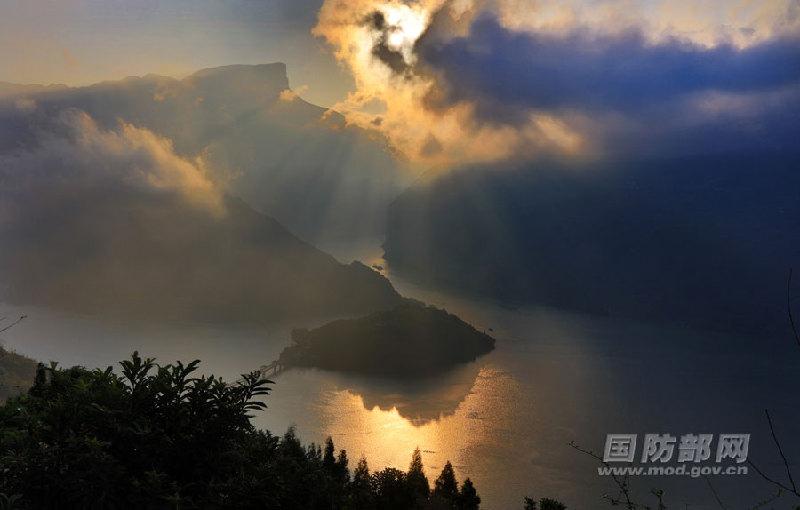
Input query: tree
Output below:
<box><xmin>347</xmin><ymin>456</ymin><xmax>375</xmax><ymax>510</ymax></box>
<box><xmin>539</xmin><ymin>498</ymin><xmax>566</xmax><ymax>510</ymax></box>
<box><xmin>336</xmin><ymin>449</ymin><xmax>351</xmax><ymax>485</ymax></box>
<box><xmin>433</xmin><ymin>461</ymin><xmax>460</xmax><ymax>506</ymax></box>
<box><xmin>0</xmin><ymin>353</ymin><xmax>276</xmax><ymax>508</ymax></box>
<box><xmin>458</xmin><ymin>478</ymin><xmax>480</xmax><ymax>510</ymax></box>
<box><xmin>524</xmin><ymin>497</ymin><xmax>567</xmax><ymax>510</ymax></box>
<box><xmin>372</xmin><ymin>467</ymin><xmax>413</xmax><ymax>510</ymax></box>
<box><xmin>407</xmin><ymin>447</ymin><xmax>431</xmax><ymax>505</ymax></box>
<box><xmin>0</xmin><ymin>353</ymin><xmax>491</xmax><ymax>509</ymax></box>
<box><xmin>323</xmin><ymin>436</ymin><xmax>336</xmax><ymax>470</ymax></box>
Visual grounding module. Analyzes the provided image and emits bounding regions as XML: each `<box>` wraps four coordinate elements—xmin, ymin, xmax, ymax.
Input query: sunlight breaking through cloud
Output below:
<box><xmin>314</xmin><ymin>0</ymin><xmax>800</xmax><ymax>170</ymax></box>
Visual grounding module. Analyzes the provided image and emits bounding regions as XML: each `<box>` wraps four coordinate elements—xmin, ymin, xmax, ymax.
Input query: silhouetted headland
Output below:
<box><xmin>278</xmin><ymin>302</ymin><xmax>495</xmax><ymax>377</ymax></box>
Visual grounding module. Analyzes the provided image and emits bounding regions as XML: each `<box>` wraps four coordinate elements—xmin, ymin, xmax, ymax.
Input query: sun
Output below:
<box><xmin>379</xmin><ymin>3</ymin><xmax>430</xmax><ymax>65</ymax></box>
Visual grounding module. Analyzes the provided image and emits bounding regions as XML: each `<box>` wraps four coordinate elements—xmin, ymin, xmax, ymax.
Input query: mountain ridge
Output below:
<box><xmin>0</xmin><ymin>63</ymin><xmax>409</xmax><ymax>246</ymax></box>
<box><xmin>384</xmin><ymin>153</ymin><xmax>800</xmax><ymax>336</ymax></box>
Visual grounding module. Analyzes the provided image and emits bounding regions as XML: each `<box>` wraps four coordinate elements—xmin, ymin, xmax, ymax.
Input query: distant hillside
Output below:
<box><xmin>279</xmin><ymin>302</ymin><xmax>495</xmax><ymax>376</ymax></box>
<box><xmin>0</xmin><ymin>347</ymin><xmax>35</xmax><ymax>401</ymax></box>
<box><xmin>0</xmin><ymin>81</ymin><xmax>67</xmax><ymax>99</ymax></box>
<box><xmin>0</xmin><ymin>102</ymin><xmax>402</xmax><ymax>321</ymax></box>
<box><xmin>0</xmin><ymin>191</ymin><xmax>401</xmax><ymax>322</ymax></box>
<box><xmin>385</xmin><ymin>154</ymin><xmax>800</xmax><ymax>335</ymax></box>
<box><xmin>0</xmin><ymin>64</ymin><xmax>409</xmax><ymax>245</ymax></box>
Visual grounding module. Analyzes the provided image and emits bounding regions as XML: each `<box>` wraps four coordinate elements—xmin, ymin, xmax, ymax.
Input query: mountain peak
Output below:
<box><xmin>0</xmin><ymin>81</ymin><xmax>69</xmax><ymax>99</ymax></box>
<box><xmin>187</xmin><ymin>63</ymin><xmax>289</xmax><ymax>90</ymax></box>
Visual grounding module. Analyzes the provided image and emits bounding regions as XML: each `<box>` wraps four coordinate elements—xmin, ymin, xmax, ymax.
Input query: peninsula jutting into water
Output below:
<box><xmin>278</xmin><ymin>303</ymin><xmax>495</xmax><ymax>376</ymax></box>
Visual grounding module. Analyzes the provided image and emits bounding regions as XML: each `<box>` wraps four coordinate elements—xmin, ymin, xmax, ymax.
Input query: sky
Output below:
<box><xmin>312</xmin><ymin>0</ymin><xmax>800</xmax><ymax>166</ymax></box>
<box><xmin>0</xmin><ymin>0</ymin><xmax>352</xmax><ymax>107</ymax></box>
<box><xmin>1</xmin><ymin>0</ymin><xmax>798</xmax><ymax>168</ymax></box>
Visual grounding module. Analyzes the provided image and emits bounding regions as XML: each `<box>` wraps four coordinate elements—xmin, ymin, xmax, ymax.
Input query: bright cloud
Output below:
<box><xmin>0</xmin><ymin>109</ymin><xmax>224</xmax><ymax>217</ymax></box>
<box><xmin>314</xmin><ymin>0</ymin><xmax>800</xmax><ymax>168</ymax></box>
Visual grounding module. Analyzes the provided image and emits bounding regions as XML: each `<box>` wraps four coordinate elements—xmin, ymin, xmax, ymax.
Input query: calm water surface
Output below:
<box><xmin>2</xmin><ymin>251</ymin><xmax>799</xmax><ymax>509</ymax></box>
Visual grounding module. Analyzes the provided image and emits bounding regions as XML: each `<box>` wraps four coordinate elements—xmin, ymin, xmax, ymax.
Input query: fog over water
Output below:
<box><xmin>1</xmin><ymin>249</ymin><xmax>798</xmax><ymax>509</ymax></box>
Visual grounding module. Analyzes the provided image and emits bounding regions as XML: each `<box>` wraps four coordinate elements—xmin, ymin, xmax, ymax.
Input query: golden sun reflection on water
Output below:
<box><xmin>312</xmin><ymin>367</ymin><xmax>521</xmax><ymax>477</ymax></box>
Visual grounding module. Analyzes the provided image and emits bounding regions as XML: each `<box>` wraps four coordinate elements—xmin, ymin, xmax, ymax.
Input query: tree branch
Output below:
<box><xmin>765</xmin><ymin>408</ymin><xmax>798</xmax><ymax>494</ymax></box>
<box><xmin>0</xmin><ymin>314</ymin><xmax>26</xmax><ymax>334</ymax></box>
<box><xmin>747</xmin><ymin>487</ymin><xmax>783</xmax><ymax>509</ymax></box>
<box><xmin>703</xmin><ymin>476</ymin><xmax>727</xmax><ymax>509</ymax></box>
<box><xmin>748</xmin><ymin>458</ymin><xmax>800</xmax><ymax>498</ymax></box>
<box><xmin>568</xmin><ymin>441</ymin><xmax>640</xmax><ymax>509</ymax></box>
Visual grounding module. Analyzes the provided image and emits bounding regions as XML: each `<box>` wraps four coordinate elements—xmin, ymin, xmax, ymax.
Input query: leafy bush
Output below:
<box><xmin>0</xmin><ymin>354</ymin><xmax>442</xmax><ymax>508</ymax></box>
<box><xmin>0</xmin><ymin>352</ymin><xmax>276</xmax><ymax>508</ymax></box>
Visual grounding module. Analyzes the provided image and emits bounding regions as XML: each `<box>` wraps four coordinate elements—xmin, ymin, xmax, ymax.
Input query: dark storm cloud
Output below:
<box><xmin>400</xmin><ymin>13</ymin><xmax>800</xmax><ymax>157</ymax></box>
<box><xmin>417</xmin><ymin>16</ymin><xmax>800</xmax><ymax>118</ymax></box>
<box><xmin>417</xmin><ymin>14</ymin><xmax>800</xmax><ymax>117</ymax></box>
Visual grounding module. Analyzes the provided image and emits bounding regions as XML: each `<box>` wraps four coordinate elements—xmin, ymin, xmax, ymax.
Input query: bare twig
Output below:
<box><xmin>747</xmin><ymin>487</ymin><xmax>783</xmax><ymax>509</ymax></box>
<box><xmin>748</xmin><ymin>270</ymin><xmax>800</xmax><ymax>500</ymax></box>
<box><xmin>650</xmin><ymin>489</ymin><xmax>667</xmax><ymax>510</ymax></box>
<box><xmin>748</xmin><ymin>458</ymin><xmax>800</xmax><ymax>497</ymax></box>
<box><xmin>764</xmin><ymin>409</ymin><xmax>798</xmax><ymax>493</ymax></box>
<box><xmin>703</xmin><ymin>476</ymin><xmax>727</xmax><ymax>509</ymax></box>
<box><xmin>0</xmin><ymin>314</ymin><xmax>26</xmax><ymax>334</ymax></box>
<box><xmin>568</xmin><ymin>441</ymin><xmax>641</xmax><ymax>509</ymax></box>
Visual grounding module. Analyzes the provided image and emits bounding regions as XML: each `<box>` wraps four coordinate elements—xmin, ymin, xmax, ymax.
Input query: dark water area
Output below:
<box><xmin>2</xmin><ymin>256</ymin><xmax>799</xmax><ymax>509</ymax></box>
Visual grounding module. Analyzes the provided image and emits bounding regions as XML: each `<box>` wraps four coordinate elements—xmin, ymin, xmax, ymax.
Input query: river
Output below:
<box><xmin>1</xmin><ymin>248</ymin><xmax>799</xmax><ymax>509</ymax></box>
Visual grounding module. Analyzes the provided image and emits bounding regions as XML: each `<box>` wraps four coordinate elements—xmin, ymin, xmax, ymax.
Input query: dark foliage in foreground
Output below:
<box><xmin>524</xmin><ymin>497</ymin><xmax>567</xmax><ymax>510</ymax></box>
<box><xmin>0</xmin><ymin>353</ymin><xmax>562</xmax><ymax>509</ymax></box>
